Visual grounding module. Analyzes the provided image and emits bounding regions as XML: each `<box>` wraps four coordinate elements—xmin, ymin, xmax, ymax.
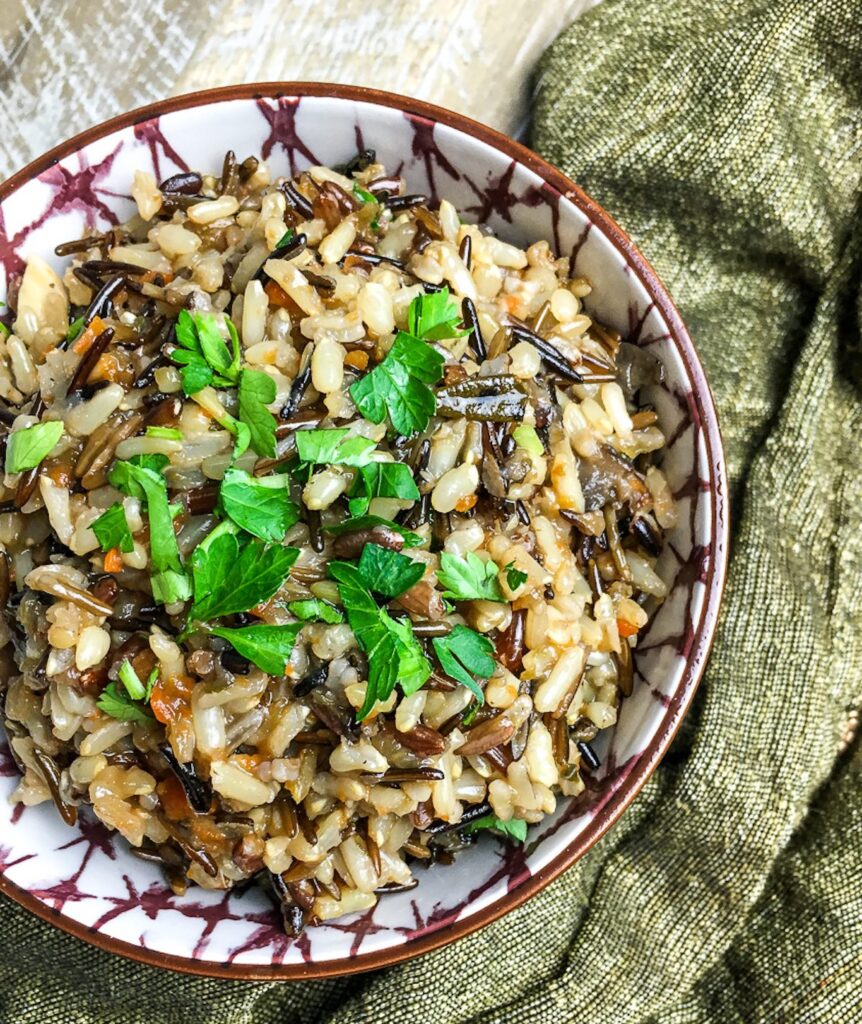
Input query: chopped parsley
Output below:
<box><xmin>350</xmin><ymin>331</ymin><xmax>444</xmax><ymax>436</ymax></box>
<box><xmin>505</xmin><ymin>561</ymin><xmax>529</xmax><ymax>591</ymax></box>
<box><xmin>66</xmin><ymin>316</ymin><xmax>86</xmax><ymax>344</ymax></box>
<box><xmin>437</xmin><ymin>551</ymin><xmax>505</xmax><ymax>603</ymax></box>
<box><xmin>329</xmin><ymin>561</ymin><xmax>431</xmax><ymax>719</ymax></box>
<box><xmin>208</xmin><ymin>622</ymin><xmax>303</xmax><ymax>675</ymax></box>
<box><xmin>275</xmin><ymin>228</ymin><xmax>295</xmax><ymax>248</ymax></box>
<box><xmin>189</xmin><ymin>526</ymin><xmax>299</xmax><ymax>622</ymax></box>
<box><xmin>353</xmin><ymin>184</ymin><xmax>377</xmax><ymax>205</ymax></box>
<box><xmin>407</xmin><ymin>287</ymin><xmax>466</xmax><ymax>342</ymax></box>
<box><xmin>295</xmin><ymin>428</ymin><xmax>377</xmax><ymax>468</ymax></box>
<box><xmin>97</xmin><ymin>661</ymin><xmax>158</xmax><ymax>723</ymax></box>
<box><xmin>237</xmin><ymin>368</ymin><xmax>278</xmax><ymax>458</ymax></box>
<box><xmin>108</xmin><ymin>455</ymin><xmax>191</xmax><ymax>605</ymax></box>
<box><xmin>356</xmin><ymin>543</ymin><xmax>425</xmax><ymax>598</ymax></box>
<box><xmin>5</xmin><ymin>421</ymin><xmax>64</xmax><ymax>473</ymax></box>
<box><xmin>145</xmin><ymin>426</ymin><xmax>183</xmax><ymax>440</ymax></box>
<box><xmin>348</xmin><ymin>461</ymin><xmax>420</xmax><ymax>516</ymax></box>
<box><xmin>462</xmin><ymin>814</ymin><xmax>527</xmax><ymax>843</ymax></box>
<box><xmin>218</xmin><ymin>467</ymin><xmax>299</xmax><ymax>543</ymax></box>
<box><xmin>431</xmin><ymin>625</ymin><xmax>496</xmax><ymax>703</ymax></box>
<box><xmin>91</xmin><ymin>502</ymin><xmax>134</xmax><ymax>553</ymax></box>
<box><xmin>287</xmin><ymin>598</ymin><xmax>344</xmax><ymax>624</ymax></box>
<box><xmin>172</xmin><ymin>309</ymin><xmax>241</xmax><ymax>395</ymax></box>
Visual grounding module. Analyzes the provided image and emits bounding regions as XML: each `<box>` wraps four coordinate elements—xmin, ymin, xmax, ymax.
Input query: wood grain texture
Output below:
<box><xmin>0</xmin><ymin>0</ymin><xmax>600</xmax><ymax>179</ymax></box>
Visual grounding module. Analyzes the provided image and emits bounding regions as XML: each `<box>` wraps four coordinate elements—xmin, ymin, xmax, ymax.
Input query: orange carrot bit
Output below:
<box><xmin>455</xmin><ymin>494</ymin><xmax>478</xmax><ymax>513</ymax></box>
<box><xmin>103</xmin><ymin>547</ymin><xmax>123</xmax><ymax>573</ymax></box>
<box><xmin>264</xmin><ymin>279</ymin><xmax>292</xmax><ymax>308</ymax></box>
<box><xmin>502</xmin><ymin>293</ymin><xmax>520</xmax><ymax>314</ymax></box>
<box><xmin>156</xmin><ymin>775</ymin><xmax>194</xmax><ymax>821</ymax></box>
<box><xmin>140</xmin><ymin>269</ymin><xmax>174</xmax><ymax>284</ymax></box>
<box><xmin>72</xmin><ymin>314</ymin><xmax>106</xmax><ymax>354</ymax></box>
<box><xmin>617</xmin><ymin>618</ymin><xmax>640</xmax><ymax>639</ymax></box>
<box><xmin>344</xmin><ymin>349</ymin><xmax>369</xmax><ymax>371</ymax></box>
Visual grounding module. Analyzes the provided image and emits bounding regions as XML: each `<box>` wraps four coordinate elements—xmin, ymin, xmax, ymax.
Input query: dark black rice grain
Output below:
<box><xmin>461</xmin><ymin>296</ymin><xmax>486</xmax><ymax>362</ymax></box>
<box><xmin>577</xmin><ymin>741</ymin><xmax>601</xmax><ymax>771</ymax></box>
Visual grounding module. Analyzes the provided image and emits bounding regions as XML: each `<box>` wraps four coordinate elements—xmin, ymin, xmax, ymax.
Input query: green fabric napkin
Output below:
<box><xmin>2</xmin><ymin>0</ymin><xmax>861</xmax><ymax>1020</ymax></box>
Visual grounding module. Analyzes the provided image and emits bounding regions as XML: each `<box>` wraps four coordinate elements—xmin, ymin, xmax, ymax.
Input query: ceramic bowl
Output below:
<box><xmin>0</xmin><ymin>84</ymin><xmax>728</xmax><ymax>978</ymax></box>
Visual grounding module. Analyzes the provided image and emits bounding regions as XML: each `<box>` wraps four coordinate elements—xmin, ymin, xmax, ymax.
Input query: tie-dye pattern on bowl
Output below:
<box><xmin>0</xmin><ymin>85</ymin><xmax>728</xmax><ymax>979</ymax></box>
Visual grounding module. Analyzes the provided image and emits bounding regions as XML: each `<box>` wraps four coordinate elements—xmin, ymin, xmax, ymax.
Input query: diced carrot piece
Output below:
<box><xmin>617</xmin><ymin>618</ymin><xmax>640</xmax><ymax>638</ymax></box>
<box><xmin>455</xmin><ymin>494</ymin><xmax>478</xmax><ymax>513</ymax></box>
<box><xmin>72</xmin><ymin>314</ymin><xmax>106</xmax><ymax>354</ymax></box>
<box><xmin>157</xmin><ymin>775</ymin><xmax>193</xmax><ymax>821</ymax></box>
<box><xmin>103</xmin><ymin>547</ymin><xmax>123</xmax><ymax>573</ymax></box>
<box><xmin>344</xmin><ymin>349</ymin><xmax>369</xmax><ymax>371</ymax></box>
<box><xmin>264</xmin><ymin>279</ymin><xmax>292</xmax><ymax>308</ymax></box>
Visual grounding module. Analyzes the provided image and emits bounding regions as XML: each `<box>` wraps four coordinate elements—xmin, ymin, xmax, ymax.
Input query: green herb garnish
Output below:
<box><xmin>356</xmin><ymin>543</ymin><xmax>425</xmax><ymax>598</ymax></box>
<box><xmin>462</xmin><ymin>814</ymin><xmax>527</xmax><ymax>842</ymax></box>
<box><xmin>145</xmin><ymin>426</ymin><xmax>183</xmax><ymax>440</ymax></box>
<box><xmin>91</xmin><ymin>502</ymin><xmax>134</xmax><ymax>553</ymax></box>
<box><xmin>98</xmin><ymin>661</ymin><xmax>158</xmax><ymax>723</ymax></box>
<box><xmin>295</xmin><ymin>428</ymin><xmax>377</xmax><ymax>468</ymax></box>
<box><xmin>287</xmin><ymin>598</ymin><xmax>344</xmax><ymax>624</ymax></box>
<box><xmin>329</xmin><ymin>561</ymin><xmax>431</xmax><ymax>719</ymax></box>
<box><xmin>275</xmin><ymin>228</ymin><xmax>295</xmax><ymax>248</ymax></box>
<box><xmin>172</xmin><ymin>309</ymin><xmax>241</xmax><ymax>395</ymax></box>
<box><xmin>437</xmin><ymin>551</ymin><xmax>505</xmax><ymax>603</ymax></box>
<box><xmin>108</xmin><ymin>456</ymin><xmax>191</xmax><ymax>605</ymax></box>
<box><xmin>350</xmin><ymin>332</ymin><xmax>444</xmax><ymax>436</ymax></box>
<box><xmin>237</xmin><ymin>368</ymin><xmax>277</xmax><ymax>458</ymax></box>
<box><xmin>348</xmin><ymin>461</ymin><xmax>420</xmax><ymax>517</ymax></box>
<box><xmin>66</xmin><ymin>316</ymin><xmax>86</xmax><ymax>344</ymax></box>
<box><xmin>431</xmin><ymin>625</ymin><xmax>496</xmax><ymax>703</ymax></box>
<box><xmin>505</xmin><ymin>561</ymin><xmax>528</xmax><ymax>591</ymax></box>
<box><xmin>407</xmin><ymin>287</ymin><xmax>467</xmax><ymax>342</ymax></box>
<box><xmin>218</xmin><ymin>467</ymin><xmax>299</xmax><ymax>543</ymax></box>
<box><xmin>189</xmin><ymin>528</ymin><xmax>298</xmax><ymax>622</ymax></box>
<box><xmin>512</xmin><ymin>424</ymin><xmax>544</xmax><ymax>456</ymax></box>
<box><xmin>353</xmin><ymin>184</ymin><xmax>377</xmax><ymax>205</ymax></box>
<box><xmin>5</xmin><ymin>421</ymin><xmax>64</xmax><ymax>473</ymax></box>
<box><xmin>208</xmin><ymin>623</ymin><xmax>303</xmax><ymax>675</ymax></box>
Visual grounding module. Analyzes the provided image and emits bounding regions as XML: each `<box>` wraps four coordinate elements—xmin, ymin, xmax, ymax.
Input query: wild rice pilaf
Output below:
<box><xmin>0</xmin><ymin>149</ymin><xmax>675</xmax><ymax>931</ymax></box>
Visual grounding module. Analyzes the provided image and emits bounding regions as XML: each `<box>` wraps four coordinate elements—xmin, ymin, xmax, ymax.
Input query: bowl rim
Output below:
<box><xmin>0</xmin><ymin>81</ymin><xmax>729</xmax><ymax>980</ymax></box>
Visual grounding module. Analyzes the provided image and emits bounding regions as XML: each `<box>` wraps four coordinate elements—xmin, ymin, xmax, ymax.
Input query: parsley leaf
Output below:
<box><xmin>323</xmin><ymin>514</ymin><xmax>423</xmax><ymax>548</ymax></box>
<box><xmin>462</xmin><ymin>814</ymin><xmax>527</xmax><ymax>842</ymax></box>
<box><xmin>91</xmin><ymin>502</ymin><xmax>134</xmax><ymax>553</ymax></box>
<box><xmin>295</xmin><ymin>428</ymin><xmax>377</xmax><ymax>468</ymax></box>
<box><xmin>98</xmin><ymin>662</ymin><xmax>158</xmax><ymax>723</ymax></box>
<box><xmin>173</xmin><ymin>310</ymin><xmax>241</xmax><ymax>395</ymax></box>
<box><xmin>108</xmin><ymin>456</ymin><xmax>191</xmax><ymax>605</ymax></box>
<box><xmin>276</xmin><ymin>228</ymin><xmax>295</xmax><ymax>248</ymax></box>
<box><xmin>357</xmin><ymin>543</ymin><xmax>425</xmax><ymax>598</ymax></box>
<box><xmin>237</xmin><ymin>368</ymin><xmax>277</xmax><ymax>458</ymax></box>
<box><xmin>97</xmin><ymin>682</ymin><xmax>155</xmax><ymax>724</ymax></box>
<box><xmin>219</xmin><ymin>467</ymin><xmax>299</xmax><ymax>543</ymax></box>
<box><xmin>348</xmin><ymin>461</ymin><xmax>420</xmax><ymax>516</ymax></box>
<box><xmin>329</xmin><ymin>561</ymin><xmax>430</xmax><ymax>718</ymax></box>
<box><xmin>287</xmin><ymin>598</ymin><xmax>344</xmax><ymax>624</ymax></box>
<box><xmin>189</xmin><ymin>530</ymin><xmax>299</xmax><ymax>622</ymax></box>
<box><xmin>117</xmin><ymin>659</ymin><xmax>158</xmax><ymax>700</ymax></box>
<box><xmin>349</xmin><ymin>331</ymin><xmax>444</xmax><ymax>436</ymax></box>
<box><xmin>432</xmin><ymin>625</ymin><xmax>496</xmax><ymax>703</ymax></box>
<box><xmin>353</xmin><ymin>184</ymin><xmax>377</xmax><ymax>205</ymax></box>
<box><xmin>505</xmin><ymin>561</ymin><xmax>528</xmax><ymax>591</ymax></box>
<box><xmin>5</xmin><ymin>421</ymin><xmax>64</xmax><ymax>473</ymax></box>
<box><xmin>209</xmin><ymin>623</ymin><xmax>303</xmax><ymax>675</ymax></box>
<box><xmin>407</xmin><ymin>287</ymin><xmax>466</xmax><ymax>341</ymax></box>
<box><xmin>146</xmin><ymin>426</ymin><xmax>183</xmax><ymax>440</ymax></box>
<box><xmin>66</xmin><ymin>316</ymin><xmax>85</xmax><ymax>344</ymax></box>
<box><xmin>437</xmin><ymin>551</ymin><xmax>505</xmax><ymax>602</ymax></box>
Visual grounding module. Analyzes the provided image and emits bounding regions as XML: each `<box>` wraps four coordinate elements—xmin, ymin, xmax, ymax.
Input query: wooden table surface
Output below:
<box><xmin>0</xmin><ymin>0</ymin><xmax>598</xmax><ymax>178</ymax></box>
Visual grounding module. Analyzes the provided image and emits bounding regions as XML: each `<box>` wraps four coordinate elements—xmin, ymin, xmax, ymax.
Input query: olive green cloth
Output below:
<box><xmin>2</xmin><ymin>0</ymin><xmax>861</xmax><ymax>1021</ymax></box>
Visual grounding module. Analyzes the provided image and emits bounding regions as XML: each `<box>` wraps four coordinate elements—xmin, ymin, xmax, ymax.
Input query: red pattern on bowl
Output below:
<box><xmin>0</xmin><ymin>84</ymin><xmax>728</xmax><ymax>978</ymax></box>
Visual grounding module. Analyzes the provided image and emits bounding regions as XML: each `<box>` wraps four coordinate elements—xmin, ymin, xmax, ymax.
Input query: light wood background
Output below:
<box><xmin>0</xmin><ymin>0</ymin><xmax>599</xmax><ymax>178</ymax></box>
